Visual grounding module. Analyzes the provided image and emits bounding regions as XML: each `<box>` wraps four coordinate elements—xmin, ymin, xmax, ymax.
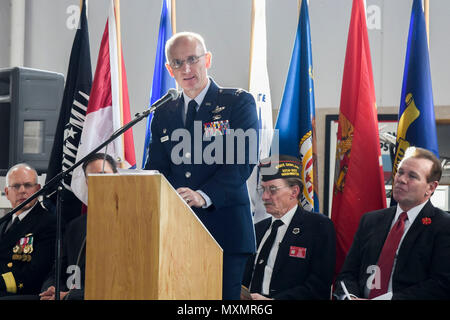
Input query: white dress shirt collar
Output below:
<box><xmin>182</xmin><ymin>77</ymin><xmax>211</xmax><ymax>112</ymax></box>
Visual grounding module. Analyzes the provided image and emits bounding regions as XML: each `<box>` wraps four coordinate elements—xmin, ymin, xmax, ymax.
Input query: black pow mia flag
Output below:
<box><xmin>45</xmin><ymin>0</ymin><xmax>92</xmax><ymax>224</ymax></box>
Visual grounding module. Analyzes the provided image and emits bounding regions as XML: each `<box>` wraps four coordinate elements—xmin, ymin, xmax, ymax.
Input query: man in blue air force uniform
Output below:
<box><xmin>144</xmin><ymin>32</ymin><xmax>259</xmax><ymax>300</ymax></box>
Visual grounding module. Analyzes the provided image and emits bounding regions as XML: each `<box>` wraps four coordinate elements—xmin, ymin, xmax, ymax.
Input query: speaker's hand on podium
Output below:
<box><xmin>177</xmin><ymin>187</ymin><xmax>206</xmax><ymax>208</ymax></box>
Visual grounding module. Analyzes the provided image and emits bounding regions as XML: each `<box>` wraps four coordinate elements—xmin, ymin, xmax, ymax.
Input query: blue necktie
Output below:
<box><xmin>185</xmin><ymin>100</ymin><xmax>197</xmax><ymax>129</ymax></box>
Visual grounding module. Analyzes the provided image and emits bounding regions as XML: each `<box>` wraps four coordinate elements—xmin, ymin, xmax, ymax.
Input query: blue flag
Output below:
<box><xmin>142</xmin><ymin>0</ymin><xmax>176</xmax><ymax>167</ymax></box>
<box><xmin>273</xmin><ymin>0</ymin><xmax>318</xmax><ymax>212</ymax></box>
<box><xmin>392</xmin><ymin>0</ymin><xmax>439</xmax><ymax>179</ymax></box>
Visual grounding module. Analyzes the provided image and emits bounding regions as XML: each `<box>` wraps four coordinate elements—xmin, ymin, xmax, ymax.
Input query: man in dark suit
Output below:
<box><xmin>144</xmin><ymin>32</ymin><xmax>258</xmax><ymax>300</ymax></box>
<box><xmin>334</xmin><ymin>146</ymin><xmax>450</xmax><ymax>300</ymax></box>
<box><xmin>39</xmin><ymin>153</ymin><xmax>118</xmax><ymax>300</ymax></box>
<box><xmin>0</xmin><ymin>163</ymin><xmax>56</xmax><ymax>296</ymax></box>
<box><xmin>242</xmin><ymin>155</ymin><xmax>336</xmax><ymax>300</ymax></box>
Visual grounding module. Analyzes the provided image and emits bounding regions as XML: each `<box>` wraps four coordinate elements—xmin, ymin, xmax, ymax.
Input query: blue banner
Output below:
<box><xmin>273</xmin><ymin>0</ymin><xmax>318</xmax><ymax>212</ymax></box>
<box><xmin>142</xmin><ymin>0</ymin><xmax>176</xmax><ymax>167</ymax></box>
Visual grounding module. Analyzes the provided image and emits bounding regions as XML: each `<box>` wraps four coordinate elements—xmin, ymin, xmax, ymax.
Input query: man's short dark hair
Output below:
<box><xmin>401</xmin><ymin>147</ymin><xmax>442</xmax><ymax>182</ymax></box>
<box><xmin>82</xmin><ymin>153</ymin><xmax>118</xmax><ymax>175</ymax></box>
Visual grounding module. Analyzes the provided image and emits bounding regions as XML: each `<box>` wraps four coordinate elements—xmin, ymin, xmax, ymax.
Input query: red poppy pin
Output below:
<box><xmin>422</xmin><ymin>217</ymin><xmax>432</xmax><ymax>225</ymax></box>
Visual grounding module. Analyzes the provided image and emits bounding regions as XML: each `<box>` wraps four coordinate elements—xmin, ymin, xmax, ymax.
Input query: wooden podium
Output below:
<box><xmin>84</xmin><ymin>173</ymin><xmax>223</xmax><ymax>299</ymax></box>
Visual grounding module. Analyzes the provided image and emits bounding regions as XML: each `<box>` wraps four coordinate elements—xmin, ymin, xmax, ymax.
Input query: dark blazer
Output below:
<box><xmin>243</xmin><ymin>206</ymin><xmax>336</xmax><ymax>300</ymax></box>
<box><xmin>334</xmin><ymin>200</ymin><xmax>450</xmax><ymax>300</ymax></box>
<box><xmin>41</xmin><ymin>214</ymin><xmax>86</xmax><ymax>300</ymax></box>
<box><xmin>145</xmin><ymin>78</ymin><xmax>258</xmax><ymax>254</ymax></box>
<box><xmin>0</xmin><ymin>203</ymin><xmax>56</xmax><ymax>296</ymax></box>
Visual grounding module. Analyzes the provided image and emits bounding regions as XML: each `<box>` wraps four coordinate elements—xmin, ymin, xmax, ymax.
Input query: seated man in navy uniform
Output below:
<box><xmin>39</xmin><ymin>153</ymin><xmax>118</xmax><ymax>300</ymax></box>
<box><xmin>0</xmin><ymin>163</ymin><xmax>56</xmax><ymax>297</ymax></box>
<box><xmin>144</xmin><ymin>31</ymin><xmax>258</xmax><ymax>300</ymax></box>
<box><xmin>242</xmin><ymin>155</ymin><xmax>336</xmax><ymax>300</ymax></box>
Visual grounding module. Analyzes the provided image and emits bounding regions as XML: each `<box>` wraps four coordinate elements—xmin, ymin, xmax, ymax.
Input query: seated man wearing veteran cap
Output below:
<box><xmin>242</xmin><ymin>155</ymin><xmax>336</xmax><ymax>300</ymax></box>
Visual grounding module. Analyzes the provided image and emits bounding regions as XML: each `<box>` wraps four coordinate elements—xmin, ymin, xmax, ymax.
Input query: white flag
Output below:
<box><xmin>247</xmin><ymin>0</ymin><xmax>273</xmax><ymax>223</ymax></box>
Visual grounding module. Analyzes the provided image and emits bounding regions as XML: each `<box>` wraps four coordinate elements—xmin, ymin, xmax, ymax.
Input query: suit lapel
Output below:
<box><xmin>0</xmin><ymin>220</ymin><xmax>8</xmax><ymax>241</ymax></box>
<box><xmin>196</xmin><ymin>78</ymin><xmax>219</xmax><ymax>122</ymax></box>
<box><xmin>0</xmin><ymin>206</ymin><xmax>38</xmax><ymax>246</ymax></box>
<box><xmin>256</xmin><ymin>219</ymin><xmax>271</xmax><ymax>246</ymax></box>
<box><xmin>169</xmin><ymin>95</ymin><xmax>184</xmax><ymax>129</ymax></box>
<box><xmin>396</xmin><ymin>200</ymin><xmax>435</xmax><ymax>271</ymax></box>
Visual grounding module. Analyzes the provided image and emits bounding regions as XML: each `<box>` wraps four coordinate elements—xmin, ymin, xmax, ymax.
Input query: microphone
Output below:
<box><xmin>143</xmin><ymin>88</ymin><xmax>179</xmax><ymax>116</ymax></box>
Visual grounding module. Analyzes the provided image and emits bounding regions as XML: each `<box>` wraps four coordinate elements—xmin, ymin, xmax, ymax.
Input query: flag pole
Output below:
<box><xmin>248</xmin><ymin>0</ymin><xmax>256</xmax><ymax>89</ymax></box>
<box><xmin>424</xmin><ymin>0</ymin><xmax>429</xmax><ymax>47</ymax></box>
<box><xmin>114</xmin><ymin>0</ymin><xmax>123</xmax><ymax>117</ymax></box>
<box><xmin>113</xmin><ymin>0</ymin><xmax>126</xmax><ymax>166</ymax></box>
<box><xmin>171</xmin><ymin>0</ymin><xmax>176</xmax><ymax>34</ymax></box>
<box><xmin>171</xmin><ymin>0</ymin><xmax>177</xmax><ymax>90</ymax></box>
<box><xmin>80</xmin><ymin>0</ymin><xmax>88</xmax><ymax>23</ymax></box>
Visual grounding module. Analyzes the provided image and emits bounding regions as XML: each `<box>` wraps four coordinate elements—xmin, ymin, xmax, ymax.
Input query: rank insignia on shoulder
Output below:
<box><xmin>219</xmin><ymin>88</ymin><xmax>242</xmax><ymax>96</ymax></box>
<box><xmin>234</xmin><ymin>88</ymin><xmax>244</xmax><ymax>96</ymax></box>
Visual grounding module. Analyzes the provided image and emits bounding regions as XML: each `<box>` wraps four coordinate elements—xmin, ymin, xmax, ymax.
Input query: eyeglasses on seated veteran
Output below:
<box><xmin>169</xmin><ymin>53</ymin><xmax>206</xmax><ymax>69</ymax></box>
<box><xmin>257</xmin><ymin>185</ymin><xmax>290</xmax><ymax>196</ymax></box>
<box><xmin>7</xmin><ymin>183</ymin><xmax>38</xmax><ymax>191</ymax></box>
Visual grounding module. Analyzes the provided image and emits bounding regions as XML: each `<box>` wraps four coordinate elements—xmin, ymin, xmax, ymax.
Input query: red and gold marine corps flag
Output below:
<box><xmin>331</xmin><ymin>0</ymin><xmax>386</xmax><ymax>276</ymax></box>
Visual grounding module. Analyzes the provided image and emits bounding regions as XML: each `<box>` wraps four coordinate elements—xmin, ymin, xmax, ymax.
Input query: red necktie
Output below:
<box><xmin>369</xmin><ymin>212</ymin><xmax>408</xmax><ymax>299</ymax></box>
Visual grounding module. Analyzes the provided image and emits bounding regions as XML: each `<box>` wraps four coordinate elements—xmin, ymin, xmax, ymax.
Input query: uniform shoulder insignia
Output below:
<box><xmin>219</xmin><ymin>88</ymin><xmax>246</xmax><ymax>96</ymax></box>
<box><xmin>234</xmin><ymin>88</ymin><xmax>245</xmax><ymax>96</ymax></box>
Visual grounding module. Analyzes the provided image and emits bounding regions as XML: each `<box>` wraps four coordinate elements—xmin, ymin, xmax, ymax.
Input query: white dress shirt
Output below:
<box><xmin>182</xmin><ymin>78</ymin><xmax>212</xmax><ymax>208</ymax></box>
<box><xmin>254</xmin><ymin>205</ymin><xmax>297</xmax><ymax>296</ymax></box>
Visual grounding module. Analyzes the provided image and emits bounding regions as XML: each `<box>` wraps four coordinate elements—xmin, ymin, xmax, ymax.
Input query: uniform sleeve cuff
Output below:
<box><xmin>1</xmin><ymin>272</ymin><xmax>17</xmax><ymax>294</ymax></box>
<box><xmin>197</xmin><ymin>190</ymin><xmax>212</xmax><ymax>208</ymax></box>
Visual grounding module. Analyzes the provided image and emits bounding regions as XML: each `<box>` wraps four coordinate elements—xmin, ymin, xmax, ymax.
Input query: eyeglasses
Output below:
<box><xmin>8</xmin><ymin>183</ymin><xmax>37</xmax><ymax>191</ymax></box>
<box><xmin>257</xmin><ymin>185</ymin><xmax>290</xmax><ymax>196</ymax></box>
<box><xmin>169</xmin><ymin>54</ymin><xmax>206</xmax><ymax>69</ymax></box>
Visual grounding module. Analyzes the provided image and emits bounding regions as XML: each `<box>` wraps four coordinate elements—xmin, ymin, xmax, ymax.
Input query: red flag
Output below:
<box><xmin>331</xmin><ymin>0</ymin><xmax>386</xmax><ymax>276</ymax></box>
<box><xmin>71</xmin><ymin>0</ymin><xmax>136</xmax><ymax>204</ymax></box>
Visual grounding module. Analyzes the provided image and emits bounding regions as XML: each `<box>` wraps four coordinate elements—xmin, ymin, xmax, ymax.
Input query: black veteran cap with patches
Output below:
<box><xmin>259</xmin><ymin>154</ymin><xmax>301</xmax><ymax>182</ymax></box>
